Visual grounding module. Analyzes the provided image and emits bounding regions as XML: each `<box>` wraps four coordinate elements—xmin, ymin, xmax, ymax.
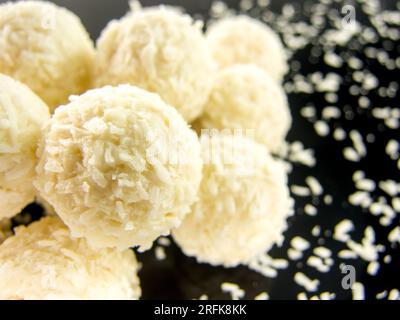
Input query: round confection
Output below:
<box><xmin>0</xmin><ymin>217</ymin><xmax>141</xmax><ymax>299</ymax></box>
<box><xmin>94</xmin><ymin>6</ymin><xmax>215</xmax><ymax>122</ymax></box>
<box><xmin>0</xmin><ymin>74</ymin><xmax>50</xmax><ymax>219</ymax></box>
<box><xmin>0</xmin><ymin>1</ymin><xmax>95</xmax><ymax>111</ymax></box>
<box><xmin>198</xmin><ymin>64</ymin><xmax>291</xmax><ymax>152</ymax></box>
<box><xmin>206</xmin><ymin>15</ymin><xmax>287</xmax><ymax>82</ymax></box>
<box><xmin>173</xmin><ymin>134</ymin><xmax>293</xmax><ymax>267</ymax></box>
<box><xmin>35</xmin><ymin>85</ymin><xmax>203</xmax><ymax>251</ymax></box>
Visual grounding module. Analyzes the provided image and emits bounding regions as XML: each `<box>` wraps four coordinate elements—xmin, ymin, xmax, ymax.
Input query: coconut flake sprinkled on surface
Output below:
<box><xmin>254</xmin><ymin>292</ymin><xmax>270</xmax><ymax>300</ymax></box>
<box><xmin>294</xmin><ymin>272</ymin><xmax>320</xmax><ymax>292</ymax></box>
<box><xmin>352</xmin><ymin>282</ymin><xmax>365</xmax><ymax>300</ymax></box>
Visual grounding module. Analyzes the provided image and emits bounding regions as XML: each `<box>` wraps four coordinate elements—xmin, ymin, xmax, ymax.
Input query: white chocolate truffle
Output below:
<box><xmin>0</xmin><ymin>74</ymin><xmax>50</xmax><ymax>219</ymax></box>
<box><xmin>0</xmin><ymin>217</ymin><xmax>141</xmax><ymax>300</ymax></box>
<box><xmin>35</xmin><ymin>85</ymin><xmax>203</xmax><ymax>251</ymax></box>
<box><xmin>198</xmin><ymin>64</ymin><xmax>291</xmax><ymax>152</ymax></box>
<box><xmin>206</xmin><ymin>16</ymin><xmax>287</xmax><ymax>82</ymax></box>
<box><xmin>173</xmin><ymin>135</ymin><xmax>293</xmax><ymax>267</ymax></box>
<box><xmin>0</xmin><ymin>1</ymin><xmax>95</xmax><ymax>111</ymax></box>
<box><xmin>94</xmin><ymin>6</ymin><xmax>215</xmax><ymax>122</ymax></box>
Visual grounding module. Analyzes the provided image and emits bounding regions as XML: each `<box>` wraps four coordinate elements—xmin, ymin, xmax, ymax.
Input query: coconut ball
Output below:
<box><xmin>0</xmin><ymin>216</ymin><xmax>141</xmax><ymax>300</ymax></box>
<box><xmin>0</xmin><ymin>1</ymin><xmax>95</xmax><ymax>111</ymax></box>
<box><xmin>0</xmin><ymin>74</ymin><xmax>50</xmax><ymax>219</ymax></box>
<box><xmin>206</xmin><ymin>16</ymin><xmax>287</xmax><ymax>82</ymax></box>
<box><xmin>173</xmin><ymin>134</ymin><xmax>293</xmax><ymax>267</ymax></box>
<box><xmin>198</xmin><ymin>64</ymin><xmax>291</xmax><ymax>152</ymax></box>
<box><xmin>35</xmin><ymin>85</ymin><xmax>202</xmax><ymax>251</ymax></box>
<box><xmin>94</xmin><ymin>6</ymin><xmax>215</xmax><ymax>122</ymax></box>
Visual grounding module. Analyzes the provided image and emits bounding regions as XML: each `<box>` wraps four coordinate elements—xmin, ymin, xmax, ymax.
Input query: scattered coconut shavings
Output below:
<box><xmin>323</xmin><ymin>195</ymin><xmax>333</xmax><ymax>205</ymax></box>
<box><xmin>254</xmin><ymin>292</ymin><xmax>270</xmax><ymax>300</ymax></box>
<box><xmin>352</xmin><ymin>282</ymin><xmax>365</xmax><ymax>300</ymax></box>
<box><xmin>287</xmin><ymin>141</ymin><xmax>316</xmax><ymax>167</ymax></box>
<box><xmin>384</xmin><ymin>255</ymin><xmax>392</xmax><ymax>264</ymax></box>
<box><xmin>343</xmin><ymin>147</ymin><xmax>361</xmax><ymax>162</ymax></box>
<box><xmin>221</xmin><ymin>282</ymin><xmax>245</xmax><ymax>300</ymax></box>
<box><xmin>379</xmin><ymin>180</ymin><xmax>399</xmax><ymax>197</ymax></box>
<box><xmin>385</xmin><ymin>140</ymin><xmax>399</xmax><ymax>160</ymax></box>
<box><xmin>300</xmin><ymin>105</ymin><xmax>316</xmax><ymax>119</ymax></box>
<box><xmin>338</xmin><ymin>250</ymin><xmax>358</xmax><ymax>259</ymax></box>
<box><xmin>388</xmin><ymin>226</ymin><xmax>400</xmax><ymax>245</ymax></box>
<box><xmin>297</xmin><ymin>292</ymin><xmax>308</xmax><ymax>300</ymax></box>
<box><xmin>291</xmin><ymin>236</ymin><xmax>310</xmax><ymax>251</ymax></box>
<box><xmin>304</xmin><ymin>204</ymin><xmax>317</xmax><ymax>216</ymax></box>
<box><xmin>324</xmin><ymin>51</ymin><xmax>343</xmax><ymax>68</ymax></box>
<box><xmin>313</xmin><ymin>246</ymin><xmax>332</xmax><ymax>259</ymax></box>
<box><xmin>157</xmin><ymin>237</ymin><xmax>171</xmax><ymax>246</ymax></box>
<box><xmin>322</xmin><ymin>106</ymin><xmax>341</xmax><ymax>120</ymax></box>
<box><xmin>291</xmin><ymin>185</ymin><xmax>311</xmax><ymax>197</ymax></box>
<box><xmin>314</xmin><ymin>120</ymin><xmax>330</xmax><ymax>137</ymax></box>
<box><xmin>376</xmin><ymin>290</ymin><xmax>387</xmax><ymax>300</ymax></box>
<box><xmin>388</xmin><ymin>289</ymin><xmax>400</xmax><ymax>300</ymax></box>
<box><xmin>306</xmin><ymin>256</ymin><xmax>330</xmax><ymax>273</ymax></box>
<box><xmin>311</xmin><ymin>225</ymin><xmax>321</xmax><ymax>237</ymax></box>
<box><xmin>155</xmin><ymin>246</ymin><xmax>166</xmax><ymax>261</ymax></box>
<box><xmin>367</xmin><ymin>261</ymin><xmax>380</xmax><ymax>276</ymax></box>
<box><xmin>349</xmin><ymin>130</ymin><xmax>367</xmax><ymax>158</ymax></box>
<box><xmin>333</xmin><ymin>219</ymin><xmax>354</xmax><ymax>242</ymax></box>
<box><xmin>305</xmin><ymin>176</ymin><xmax>323</xmax><ymax>196</ymax></box>
<box><xmin>309</xmin><ymin>292</ymin><xmax>336</xmax><ymax>300</ymax></box>
<box><xmin>345</xmin><ymin>227</ymin><xmax>384</xmax><ymax>262</ymax></box>
<box><xmin>248</xmin><ymin>252</ymin><xmax>288</xmax><ymax>278</ymax></box>
<box><xmin>333</xmin><ymin>127</ymin><xmax>346</xmax><ymax>141</ymax></box>
<box><xmin>294</xmin><ymin>272</ymin><xmax>320</xmax><ymax>292</ymax></box>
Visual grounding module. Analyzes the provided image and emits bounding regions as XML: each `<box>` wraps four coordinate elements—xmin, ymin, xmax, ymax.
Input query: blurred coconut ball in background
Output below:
<box><xmin>206</xmin><ymin>15</ymin><xmax>288</xmax><ymax>82</ymax></box>
<box><xmin>0</xmin><ymin>74</ymin><xmax>50</xmax><ymax>220</ymax></box>
<box><xmin>94</xmin><ymin>6</ymin><xmax>215</xmax><ymax>122</ymax></box>
<box><xmin>0</xmin><ymin>1</ymin><xmax>95</xmax><ymax>112</ymax></box>
<box><xmin>34</xmin><ymin>85</ymin><xmax>203</xmax><ymax>251</ymax></box>
<box><xmin>173</xmin><ymin>134</ymin><xmax>293</xmax><ymax>267</ymax></box>
<box><xmin>197</xmin><ymin>64</ymin><xmax>291</xmax><ymax>153</ymax></box>
<box><xmin>0</xmin><ymin>216</ymin><xmax>141</xmax><ymax>300</ymax></box>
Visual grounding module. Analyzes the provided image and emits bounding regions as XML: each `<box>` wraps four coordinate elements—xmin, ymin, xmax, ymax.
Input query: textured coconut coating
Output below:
<box><xmin>198</xmin><ymin>64</ymin><xmax>291</xmax><ymax>152</ymax></box>
<box><xmin>0</xmin><ymin>217</ymin><xmax>141</xmax><ymax>299</ymax></box>
<box><xmin>207</xmin><ymin>15</ymin><xmax>287</xmax><ymax>82</ymax></box>
<box><xmin>0</xmin><ymin>74</ymin><xmax>50</xmax><ymax>219</ymax></box>
<box><xmin>35</xmin><ymin>85</ymin><xmax>202</xmax><ymax>251</ymax></box>
<box><xmin>0</xmin><ymin>1</ymin><xmax>95</xmax><ymax>111</ymax></box>
<box><xmin>173</xmin><ymin>135</ymin><xmax>293</xmax><ymax>267</ymax></box>
<box><xmin>94</xmin><ymin>6</ymin><xmax>215</xmax><ymax>122</ymax></box>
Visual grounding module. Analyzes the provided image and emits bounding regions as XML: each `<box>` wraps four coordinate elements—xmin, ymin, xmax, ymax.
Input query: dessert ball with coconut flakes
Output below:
<box><xmin>35</xmin><ymin>85</ymin><xmax>203</xmax><ymax>251</ymax></box>
<box><xmin>94</xmin><ymin>6</ymin><xmax>215</xmax><ymax>122</ymax></box>
<box><xmin>173</xmin><ymin>134</ymin><xmax>293</xmax><ymax>267</ymax></box>
<box><xmin>0</xmin><ymin>74</ymin><xmax>50</xmax><ymax>219</ymax></box>
<box><xmin>0</xmin><ymin>217</ymin><xmax>141</xmax><ymax>300</ymax></box>
<box><xmin>0</xmin><ymin>1</ymin><xmax>95</xmax><ymax>111</ymax></box>
<box><xmin>198</xmin><ymin>64</ymin><xmax>291</xmax><ymax>153</ymax></box>
<box><xmin>206</xmin><ymin>16</ymin><xmax>287</xmax><ymax>82</ymax></box>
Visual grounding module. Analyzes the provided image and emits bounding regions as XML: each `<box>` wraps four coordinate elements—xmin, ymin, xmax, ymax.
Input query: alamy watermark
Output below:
<box><xmin>340</xmin><ymin>264</ymin><xmax>356</xmax><ymax>290</ymax></box>
<box><xmin>341</xmin><ymin>4</ymin><xmax>356</xmax><ymax>29</ymax></box>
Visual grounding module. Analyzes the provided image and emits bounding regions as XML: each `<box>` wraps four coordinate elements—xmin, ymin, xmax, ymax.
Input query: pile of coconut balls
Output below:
<box><xmin>0</xmin><ymin>1</ymin><xmax>293</xmax><ymax>299</ymax></box>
